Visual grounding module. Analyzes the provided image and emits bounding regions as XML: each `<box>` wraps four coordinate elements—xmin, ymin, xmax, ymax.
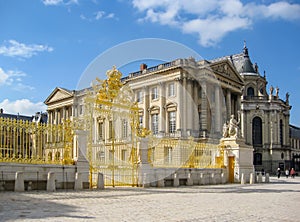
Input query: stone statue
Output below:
<box><xmin>275</xmin><ymin>86</ymin><xmax>279</xmax><ymax>97</ymax></box>
<box><xmin>229</xmin><ymin>115</ymin><xmax>238</xmax><ymax>137</ymax></box>
<box><xmin>286</xmin><ymin>92</ymin><xmax>289</xmax><ymax>103</ymax></box>
<box><xmin>269</xmin><ymin>85</ymin><xmax>274</xmax><ymax>95</ymax></box>
<box><xmin>222</xmin><ymin>112</ymin><xmax>241</xmax><ymax>138</ymax></box>
<box><xmin>222</xmin><ymin>122</ymin><xmax>229</xmax><ymax>138</ymax></box>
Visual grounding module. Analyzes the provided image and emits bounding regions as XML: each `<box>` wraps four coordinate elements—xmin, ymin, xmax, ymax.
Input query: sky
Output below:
<box><xmin>0</xmin><ymin>0</ymin><xmax>299</xmax><ymax>125</ymax></box>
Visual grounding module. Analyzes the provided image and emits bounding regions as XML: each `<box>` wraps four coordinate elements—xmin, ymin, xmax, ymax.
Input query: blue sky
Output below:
<box><xmin>0</xmin><ymin>0</ymin><xmax>299</xmax><ymax>125</ymax></box>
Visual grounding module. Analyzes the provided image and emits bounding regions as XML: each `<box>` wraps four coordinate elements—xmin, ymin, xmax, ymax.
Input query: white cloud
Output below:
<box><xmin>95</xmin><ymin>11</ymin><xmax>105</xmax><ymax>20</ymax></box>
<box><xmin>0</xmin><ymin>67</ymin><xmax>35</xmax><ymax>92</ymax></box>
<box><xmin>182</xmin><ymin>16</ymin><xmax>251</xmax><ymax>47</ymax></box>
<box><xmin>42</xmin><ymin>0</ymin><xmax>78</xmax><ymax>6</ymax></box>
<box><xmin>132</xmin><ymin>0</ymin><xmax>300</xmax><ymax>47</ymax></box>
<box><xmin>261</xmin><ymin>2</ymin><xmax>300</xmax><ymax>20</ymax></box>
<box><xmin>106</xmin><ymin>13</ymin><xmax>115</xmax><ymax>19</ymax></box>
<box><xmin>0</xmin><ymin>99</ymin><xmax>46</xmax><ymax>116</ymax></box>
<box><xmin>0</xmin><ymin>40</ymin><xmax>53</xmax><ymax>59</ymax></box>
<box><xmin>0</xmin><ymin>67</ymin><xmax>26</xmax><ymax>85</ymax></box>
<box><xmin>81</xmin><ymin>11</ymin><xmax>116</xmax><ymax>21</ymax></box>
<box><xmin>42</xmin><ymin>0</ymin><xmax>63</xmax><ymax>6</ymax></box>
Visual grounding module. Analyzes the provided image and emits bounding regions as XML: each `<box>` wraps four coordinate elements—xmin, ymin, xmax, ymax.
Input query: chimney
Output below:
<box><xmin>140</xmin><ymin>63</ymin><xmax>147</xmax><ymax>71</ymax></box>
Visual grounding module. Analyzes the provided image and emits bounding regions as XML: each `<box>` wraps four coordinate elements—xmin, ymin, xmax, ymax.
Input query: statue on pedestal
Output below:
<box><xmin>222</xmin><ymin>112</ymin><xmax>241</xmax><ymax>138</ymax></box>
<box><xmin>229</xmin><ymin>114</ymin><xmax>240</xmax><ymax>137</ymax></box>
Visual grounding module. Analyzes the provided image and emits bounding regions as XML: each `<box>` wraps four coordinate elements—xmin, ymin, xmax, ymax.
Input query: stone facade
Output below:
<box><xmin>44</xmin><ymin>44</ymin><xmax>297</xmax><ymax>175</ymax></box>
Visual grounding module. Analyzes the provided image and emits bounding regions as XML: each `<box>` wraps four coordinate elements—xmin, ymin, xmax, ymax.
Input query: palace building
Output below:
<box><xmin>44</xmin><ymin>44</ymin><xmax>299</xmax><ymax>174</ymax></box>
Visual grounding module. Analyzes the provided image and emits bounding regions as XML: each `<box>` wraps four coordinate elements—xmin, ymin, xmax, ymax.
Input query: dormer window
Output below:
<box><xmin>247</xmin><ymin>87</ymin><xmax>254</xmax><ymax>97</ymax></box>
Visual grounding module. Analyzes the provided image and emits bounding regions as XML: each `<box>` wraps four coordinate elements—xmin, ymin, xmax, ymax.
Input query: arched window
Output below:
<box><xmin>247</xmin><ymin>87</ymin><xmax>255</xmax><ymax>97</ymax></box>
<box><xmin>252</xmin><ymin>117</ymin><xmax>262</xmax><ymax>146</ymax></box>
<box><xmin>280</xmin><ymin>119</ymin><xmax>283</xmax><ymax>146</ymax></box>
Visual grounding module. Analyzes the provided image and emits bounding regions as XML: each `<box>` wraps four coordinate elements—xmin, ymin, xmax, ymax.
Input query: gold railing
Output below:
<box><xmin>148</xmin><ymin>138</ymin><xmax>224</xmax><ymax>169</ymax></box>
<box><xmin>0</xmin><ymin>117</ymin><xmax>74</xmax><ymax>165</ymax></box>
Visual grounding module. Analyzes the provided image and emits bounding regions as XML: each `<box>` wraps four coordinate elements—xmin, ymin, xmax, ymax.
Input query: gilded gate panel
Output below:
<box><xmin>0</xmin><ymin>117</ymin><xmax>74</xmax><ymax>165</ymax></box>
<box><xmin>83</xmin><ymin>67</ymin><xmax>139</xmax><ymax>187</ymax></box>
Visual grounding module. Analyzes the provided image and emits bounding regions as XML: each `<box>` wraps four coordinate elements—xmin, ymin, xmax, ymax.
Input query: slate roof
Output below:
<box><xmin>0</xmin><ymin>110</ymin><xmax>47</xmax><ymax>123</ymax></box>
<box><xmin>0</xmin><ymin>113</ymin><xmax>33</xmax><ymax>121</ymax></box>
<box><xmin>210</xmin><ymin>45</ymin><xmax>259</xmax><ymax>76</ymax></box>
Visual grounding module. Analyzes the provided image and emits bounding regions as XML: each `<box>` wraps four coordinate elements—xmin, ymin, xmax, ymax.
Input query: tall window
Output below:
<box><xmin>168</xmin><ymin>111</ymin><xmax>176</xmax><ymax>133</ymax></box>
<box><xmin>121</xmin><ymin>150</ymin><xmax>126</xmax><ymax>161</ymax></box>
<box><xmin>151</xmin><ymin>87</ymin><xmax>158</xmax><ymax>100</ymax></box>
<box><xmin>252</xmin><ymin>117</ymin><xmax>262</xmax><ymax>146</ymax></box>
<box><xmin>168</xmin><ymin>83</ymin><xmax>175</xmax><ymax>97</ymax></box>
<box><xmin>247</xmin><ymin>87</ymin><xmax>254</xmax><ymax>97</ymax></box>
<box><xmin>137</xmin><ymin>91</ymin><xmax>143</xmax><ymax>103</ymax></box>
<box><xmin>139</xmin><ymin>116</ymin><xmax>143</xmax><ymax>128</ymax></box>
<box><xmin>164</xmin><ymin>146</ymin><xmax>172</xmax><ymax>164</ymax></box>
<box><xmin>109</xmin><ymin>120</ymin><xmax>113</xmax><ymax>139</ymax></box>
<box><xmin>109</xmin><ymin>150</ymin><xmax>113</xmax><ymax>161</ymax></box>
<box><xmin>98</xmin><ymin>122</ymin><xmax>104</xmax><ymax>140</ymax></box>
<box><xmin>122</xmin><ymin>119</ymin><xmax>128</xmax><ymax>138</ymax></box>
<box><xmin>152</xmin><ymin>114</ymin><xmax>159</xmax><ymax>135</ymax></box>
<box><xmin>280</xmin><ymin>119</ymin><xmax>283</xmax><ymax>146</ymax></box>
<box><xmin>97</xmin><ymin>151</ymin><xmax>105</xmax><ymax>163</ymax></box>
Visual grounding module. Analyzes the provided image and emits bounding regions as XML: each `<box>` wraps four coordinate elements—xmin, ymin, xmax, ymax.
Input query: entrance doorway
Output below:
<box><xmin>228</xmin><ymin>156</ymin><xmax>235</xmax><ymax>183</ymax></box>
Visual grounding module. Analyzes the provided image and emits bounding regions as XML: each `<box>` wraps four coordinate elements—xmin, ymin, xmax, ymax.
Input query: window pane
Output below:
<box><xmin>252</xmin><ymin>117</ymin><xmax>262</xmax><ymax>146</ymax></box>
<box><xmin>152</xmin><ymin>114</ymin><xmax>159</xmax><ymax>134</ymax></box>
<box><xmin>122</xmin><ymin>120</ymin><xmax>128</xmax><ymax>138</ymax></box>
<box><xmin>247</xmin><ymin>87</ymin><xmax>254</xmax><ymax>96</ymax></box>
<box><xmin>168</xmin><ymin>83</ymin><xmax>175</xmax><ymax>97</ymax></box>
<box><xmin>152</xmin><ymin>87</ymin><xmax>158</xmax><ymax>100</ymax></box>
<box><xmin>169</xmin><ymin>111</ymin><xmax>176</xmax><ymax>133</ymax></box>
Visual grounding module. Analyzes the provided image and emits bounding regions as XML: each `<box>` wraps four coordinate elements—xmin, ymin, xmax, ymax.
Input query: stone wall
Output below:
<box><xmin>138</xmin><ymin>167</ymin><xmax>227</xmax><ymax>187</ymax></box>
<box><xmin>0</xmin><ymin>163</ymin><xmax>89</xmax><ymax>191</ymax></box>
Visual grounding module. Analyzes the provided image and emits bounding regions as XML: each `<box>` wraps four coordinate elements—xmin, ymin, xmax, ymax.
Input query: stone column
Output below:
<box><xmin>48</xmin><ymin>111</ymin><xmax>52</xmax><ymax>124</ymax></box>
<box><xmin>159</xmin><ymin>83</ymin><xmax>165</xmax><ymax>134</ymax></box>
<box><xmin>55</xmin><ymin>109</ymin><xmax>58</xmax><ymax>124</ymax></box>
<box><xmin>240</xmin><ymin>110</ymin><xmax>246</xmax><ymax>139</ymax></box>
<box><xmin>182</xmin><ymin>76</ymin><xmax>187</xmax><ymax>135</ymax></box>
<box><xmin>186</xmin><ymin>79</ymin><xmax>193</xmax><ymax>134</ymax></box>
<box><xmin>63</xmin><ymin>107</ymin><xmax>66</xmax><ymax>121</ymax></box>
<box><xmin>200</xmin><ymin>83</ymin><xmax>207</xmax><ymax>135</ymax></box>
<box><xmin>226</xmin><ymin>90</ymin><xmax>231</xmax><ymax>119</ymax></box>
<box><xmin>176</xmin><ymin>78</ymin><xmax>183</xmax><ymax>136</ymax></box>
<box><xmin>215</xmin><ymin>86</ymin><xmax>221</xmax><ymax>133</ymax></box>
<box><xmin>193</xmin><ymin>82</ymin><xmax>199</xmax><ymax>131</ymax></box>
<box><xmin>143</xmin><ymin>86</ymin><xmax>149</xmax><ymax>129</ymax></box>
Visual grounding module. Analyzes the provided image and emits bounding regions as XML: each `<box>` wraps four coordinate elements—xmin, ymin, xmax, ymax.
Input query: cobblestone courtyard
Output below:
<box><xmin>0</xmin><ymin>177</ymin><xmax>299</xmax><ymax>222</ymax></box>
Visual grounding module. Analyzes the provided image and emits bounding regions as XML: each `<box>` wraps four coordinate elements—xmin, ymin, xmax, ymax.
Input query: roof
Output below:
<box><xmin>0</xmin><ymin>110</ymin><xmax>47</xmax><ymax>123</ymax></box>
<box><xmin>44</xmin><ymin>87</ymin><xmax>75</xmax><ymax>104</ymax></box>
<box><xmin>210</xmin><ymin>45</ymin><xmax>259</xmax><ymax>76</ymax></box>
<box><xmin>0</xmin><ymin>113</ymin><xmax>33</xmax><ymax>121</ymax></box>
<box><xmin>290</xmin><ymin>124</ymin><xmax>300</xmax><ymax>139</ymax></box>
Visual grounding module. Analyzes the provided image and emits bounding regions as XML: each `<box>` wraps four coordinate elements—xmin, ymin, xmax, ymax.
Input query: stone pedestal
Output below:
<box><xmin>221</xmin><ymin>137</ymin><xmax>254</xmax><ymax>183</ymax></box>
<box><xmin>97</xmin><ymin>173</ymin><xmax>104</xmax><ymax>189</ymax></box>
<box><xmin>75</xmin><ymin>130</ymin><xmax>90</xmax><ymax>188</ymax></box>
<box><xmin>74</xmin><ymin>172</ymin><xmax>83</xmax><ymax>190</ymax></box>
<box><xmin>47</xmin><ymin>172</ymin><xmax>56</xmax><ymax>192</ymax></box>
<box><xmin>137</xmin><ymin>138</ymin><xmax>155</xmax><ymax>187</ymax></box>
<box><xmin>14</xmin><ymin>171</ymin><xmax>24</xmax><ymax>192</ymax></box>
